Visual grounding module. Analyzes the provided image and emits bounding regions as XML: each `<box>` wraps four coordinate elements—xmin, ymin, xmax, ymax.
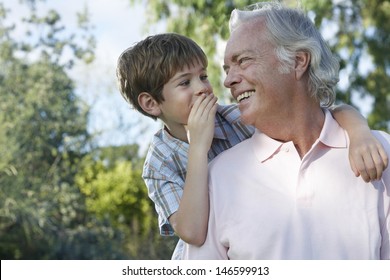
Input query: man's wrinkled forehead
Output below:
<box><xmin>224</xmin><ymin>19</ymin><xmax>266</xmax><ymax>60</ymax></box>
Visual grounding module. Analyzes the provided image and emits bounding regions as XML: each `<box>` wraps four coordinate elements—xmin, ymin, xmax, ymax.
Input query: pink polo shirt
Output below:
<box><xmin>183</xmin><ymin>110</ymin><xmax>390</xmax><ymax>259</ymax></box>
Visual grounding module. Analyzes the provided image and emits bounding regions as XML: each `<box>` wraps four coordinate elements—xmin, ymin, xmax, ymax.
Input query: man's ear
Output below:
<box><xmin>295</xmin><ymin>51</ymin><xmax>310</xmax><ymax>80</ymax></box>
<box><xmin>138</xmin><ymin>92</ymin><xmax>161</xmax><ymax>117</ymax></box>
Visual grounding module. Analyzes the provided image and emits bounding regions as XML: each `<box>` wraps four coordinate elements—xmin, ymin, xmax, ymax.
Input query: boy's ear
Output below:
<box><xmin>138</xmin><ymin>92</ymin><xmax>161</xmax><ymax>117</ymax></box>
<box><xmin>295</xmin><ymin>51</ymin><xmax>310</xmax><ymax>80</ymax></box>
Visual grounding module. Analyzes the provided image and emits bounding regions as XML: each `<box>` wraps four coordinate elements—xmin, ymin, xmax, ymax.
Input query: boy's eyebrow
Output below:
<box><xmin>171</xmin><ymin>73</ymin><xmax>190</xmax><ymax>82</ymax></box>
<box><xmin>171</xmin><ymin>67</ymin><xmax>207</xmax><ymax>82</ymax></box>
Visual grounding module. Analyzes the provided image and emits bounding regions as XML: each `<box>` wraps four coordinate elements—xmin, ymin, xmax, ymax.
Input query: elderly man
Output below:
<box><xmin>183</xmin><ymin>1</ymin><xmax>390</xmax><ymax>259</ymax></box>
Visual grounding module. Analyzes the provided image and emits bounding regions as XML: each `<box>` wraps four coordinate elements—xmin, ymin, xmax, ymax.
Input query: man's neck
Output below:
<box><xmin>260</xmin><ymin>106</ymin><xmax>325</xmax><ymax>159</ymax></box>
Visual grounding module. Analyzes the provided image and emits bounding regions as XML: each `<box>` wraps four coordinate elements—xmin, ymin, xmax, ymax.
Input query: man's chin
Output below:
<box><xmin>238</xmin><ymin>113</ymin><xmax>253</xmax><ymax>127</ymax></box>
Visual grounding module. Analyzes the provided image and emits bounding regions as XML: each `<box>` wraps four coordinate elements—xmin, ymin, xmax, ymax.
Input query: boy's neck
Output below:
<box><xmin>164</xmin><ymin>125</ymin><xmax>189</xmax><ymax>143</ymax></box>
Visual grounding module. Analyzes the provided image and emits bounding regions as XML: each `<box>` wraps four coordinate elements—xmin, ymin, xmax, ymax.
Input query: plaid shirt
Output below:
<box><xmin>142</xmin><ymin>104</ymin><xmax>254</xmax><ymax>237</ymax></box>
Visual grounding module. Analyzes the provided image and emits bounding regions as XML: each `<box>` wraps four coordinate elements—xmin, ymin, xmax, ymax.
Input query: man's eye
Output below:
<box><xmin>238</xmin><ymin>57</ymin><xmax>250</xmax><ymax>64</ymax></box>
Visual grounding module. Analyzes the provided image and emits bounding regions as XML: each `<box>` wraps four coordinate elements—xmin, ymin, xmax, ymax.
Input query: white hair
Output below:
<box><xmin>229</xmin><ymin>1</ymin><xmax>340</xmax><ymax>107</ymax></box>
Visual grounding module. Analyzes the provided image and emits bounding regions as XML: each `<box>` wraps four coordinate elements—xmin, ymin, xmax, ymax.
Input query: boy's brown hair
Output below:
<box><xmin>116</xmin><ymin>33</ymin><xmax>208</xmax><ymax>120</ymax></box>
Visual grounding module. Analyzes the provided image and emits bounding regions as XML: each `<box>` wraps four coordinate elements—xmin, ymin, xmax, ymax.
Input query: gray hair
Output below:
<box><xmin>229</xmin><ymin>1</ymin><xmax>339</xmax><ymax>107</ymax></box>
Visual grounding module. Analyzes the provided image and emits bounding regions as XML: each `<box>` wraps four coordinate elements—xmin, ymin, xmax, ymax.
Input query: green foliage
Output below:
<box><xmin>75</xmin><ymin>146</ymin><xmax>177</xmax><ymax>259</ymax></box>
<box><xmin>302</xmin><ymin>0</ymin><xmax>389</xmax><ymax>131</ymax></box>
<box><xmin>0</xmin><ymin>1</ymin><xmax>127</xmax><ymax>259</ymax></box>
<box><xmin>76</xmin><ymin>151</ymin><xmax>152</xmax><ymax>233</ymax></box>
<box><xmin>19</xmin><ymin>0</ymin><xmax>96</xmax><ymax>67</ymax></box>
<box><xmin>132</xmin><ymin>0</ymin><xmax>389</xmax><ymax>131</ymax></box>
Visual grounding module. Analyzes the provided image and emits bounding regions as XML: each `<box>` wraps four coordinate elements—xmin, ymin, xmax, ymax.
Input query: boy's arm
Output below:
<box><xmin>330</xmin><ymin>104</ymin><xmax>388</xmax><ymax>182</ymax></box>
<box><xmin>169</xmin><ymin>93</ymin><xmax>218</xmax><ymax>246</ymax></box>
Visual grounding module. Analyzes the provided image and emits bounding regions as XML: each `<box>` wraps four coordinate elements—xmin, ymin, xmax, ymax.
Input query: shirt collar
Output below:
<box><xmin>159</xmin><ymin>127</ymin><xmax>189</xmax><ymax>157</ymax></box>
<box><xmin>318</xmin><ymin>109</ymin><xmax>348</xmax><ymax>149</ymax></box>
<box><xmin>213</xmin><ymin>104</ymin><xmax>241</xmax><ymax>140</ymax></box>
<box><xmin>214</xmin><ymin>116</ymin><xmax>227</xmax><ymax>140</ymax></box>
<box><xmin>252</xmin><ymin>130</ymin><xmax>284</xmax><ymax>163</ymax></box>
<box><xmin>252</xmin><ymin>109</ymin><xmax>348</xmax><ymax>162</ymax></box>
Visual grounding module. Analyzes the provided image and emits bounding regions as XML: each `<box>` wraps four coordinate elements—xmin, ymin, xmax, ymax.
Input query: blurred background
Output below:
<box><xmin>0</xmin><ymin>0</ymin><xmax>389</xmax><ymax>259</ymax></box>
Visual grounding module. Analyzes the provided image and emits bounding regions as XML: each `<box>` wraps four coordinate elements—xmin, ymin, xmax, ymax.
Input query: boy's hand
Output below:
<box><xmin>187</xmin><ymin>93</ymin><xmax>218</xmax><ymax>151</ymax></box>
<box><xmin>349</xmin><ymin>133</ymin><xmax>389</xmax><ymax>182</ymax></box>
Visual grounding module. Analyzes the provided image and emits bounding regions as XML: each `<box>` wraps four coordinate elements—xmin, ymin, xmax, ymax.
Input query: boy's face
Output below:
<box><xmin>158</xmin><ymin>62</ymin><xmax>213</xmax><ymax>139</ymax></box>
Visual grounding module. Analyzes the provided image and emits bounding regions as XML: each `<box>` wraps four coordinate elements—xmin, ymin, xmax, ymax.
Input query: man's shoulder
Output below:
<box><xmin>372</xmin><ymin>130</ymin><xmax>390</xmax><ymax>149</ymax></box>
<box><xmin>372</xmin><ymin>129</ymin><xmax>390</xmax><ymax>138</ymax></box>
<box><xmin>217</xmin><ymin>103</ymin><xmax>238</xmax><ymax>112</ymax></box>
<box><xmin>216</xmin><ymin>103</ymin><xmax>255</xmax><ymax>138</ymax></box>
<box><xmin>216</xmin><ymin>103</ymin><xmax>240</xmax><ymax>118</ymax></box>
<box><xmin>210</xmin><ymin>135</ymin><xmax>253</xmax><ymax>166</ymax></box>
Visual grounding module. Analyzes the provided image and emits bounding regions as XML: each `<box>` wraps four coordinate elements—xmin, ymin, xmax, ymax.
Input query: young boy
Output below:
<box><xmin>116</xmin><ymin>33</ymin><xmax>388</xmax><ymax>259</ymax></box>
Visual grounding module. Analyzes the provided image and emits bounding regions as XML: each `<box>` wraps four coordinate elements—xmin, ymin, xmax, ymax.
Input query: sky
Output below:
<box><xmin>2</xmin><ymin>0</ymin><xmax>164</xmax><ymax>154</ymax></box>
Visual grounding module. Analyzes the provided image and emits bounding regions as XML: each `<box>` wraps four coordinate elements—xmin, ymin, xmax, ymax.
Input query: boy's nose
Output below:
<box><xmin>195</xmin><ymin>82</ymin><xmax>211</xmax><ymax>95</ymax></box>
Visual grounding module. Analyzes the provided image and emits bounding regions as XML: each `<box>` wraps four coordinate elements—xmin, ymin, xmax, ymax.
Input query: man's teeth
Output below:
<box><xmin>237</xmin><ymin>91</ymin><xmax>254</xmax><ymax>102</ymax></box>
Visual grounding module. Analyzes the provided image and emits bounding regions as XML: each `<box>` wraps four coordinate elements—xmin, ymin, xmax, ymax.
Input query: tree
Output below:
<box><xmin>76</xmin><ymin>145</ymin><xmax>152</xmax><ymax>235</ymax></box>
<box><xmin>75</xmin><ymin>145</ymin><xmax>178</xmax><ymax>259</ymax></box>
<box><xmin>130</xmin><ymin>0</ymin><xmax>389</xmax><ymax>131</ymax></box>
<box><xmin>302</xmin><ymin>0</ymin><xmax>389</xmax><ymax>131</ymax></box>
<box><xmin>0</xmin><ymin>1</ymin><xmax>126</xmax><ymax>259</ymax></box>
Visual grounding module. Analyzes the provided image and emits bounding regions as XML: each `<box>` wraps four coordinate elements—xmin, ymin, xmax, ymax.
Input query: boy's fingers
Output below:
<box><xmin>350</xmin><ymin>152</ymin><xmax>371</xmax><ymax>182</ymax></box>
<box><xmin>349</xmin><ymin>139</ymin><xmax>389</xmax><ymax>182</ymax></box>
<box><xmin>372</xmin><ymin>148</ymin><xmax>388</xmax><ymax>180</ymax></box>
<box><xmin>204</xmin><ymin>95</ymin><xmax>217</xmax><ymax>110</ymax></box>
<box><xmin>189</xmin><ymin>94</ymin><xmax>207</xmax><ymax>117</ymax></box>
<box><xmin>194</xmin><ymin>94</ymin><xmax>216</xmax><ymax>117</ymax></box>
<box><xmin>203</xmin><ymin>96</ymin><xmax>218</xmax><ymax>119</ymax></box>
<box><xmin>349</xmin><ymin>157</ymin><xmax>360</xmax><ymax>178</ymax></box>
<box><xmin>363</xmin><ymin>154</ymin><xmax>380</xmax><ymax>182</ymax></box>
<box><xmin>365</xmin><ymin>143</ymin><xmax>388</xmax><ymax>181</ymax></box>
<box><xmin>378</xmin><ymin>145</ymin><xmax>389</xmax><ymax>169</ymax></box>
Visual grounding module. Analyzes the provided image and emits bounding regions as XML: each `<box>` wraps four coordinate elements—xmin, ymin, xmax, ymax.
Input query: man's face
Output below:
<box><xmin>223</xmin><ymin>18</ymin><xmax>295</xmax><ymax>130</ymax></box>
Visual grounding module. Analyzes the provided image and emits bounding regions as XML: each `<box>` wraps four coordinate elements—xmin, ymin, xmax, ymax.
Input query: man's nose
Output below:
<box><xmin>224</xmin><ymin>68</ymin><xmax>240</xmax><ymax>89</ymax></box>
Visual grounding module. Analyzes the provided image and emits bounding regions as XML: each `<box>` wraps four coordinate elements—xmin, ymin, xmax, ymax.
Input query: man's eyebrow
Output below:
<box><xmin>223</xmin><ymin>54</ymin><xmax>240</xmax><ymax>72</ymax></box>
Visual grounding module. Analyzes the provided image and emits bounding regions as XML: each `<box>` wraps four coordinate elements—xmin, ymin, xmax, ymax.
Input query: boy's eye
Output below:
<box><xmin>200</xmin><ymin>75</ymin><xmax>208</xmax><ymax>81</ymax></box>
<box><xmin>179</xmin><ymin>80</ymin><xmax>190</xmax><ymax>86</ymax></box>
